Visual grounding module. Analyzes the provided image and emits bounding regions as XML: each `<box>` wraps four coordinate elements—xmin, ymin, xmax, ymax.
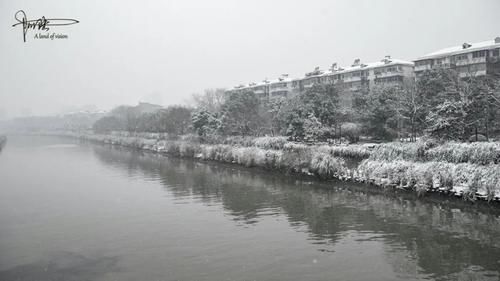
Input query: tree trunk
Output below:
<box><xmin>338</xmin><ymin>124</ymin><xmax>342</xmax><ymax>144</ymax></box>
<box><xmin>485</xmin><ymin>110</ymin><xmax>489</xmax><ymax>141</ymax></box>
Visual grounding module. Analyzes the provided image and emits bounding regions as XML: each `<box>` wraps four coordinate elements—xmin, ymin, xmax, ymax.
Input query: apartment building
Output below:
<box><xmin>226</xmin><ymin>56</ymin><xmax>414</xmax><ymax>106</ymax></box>
<box><xmin>414</xmin><ymin>37</ymin><xmax>500</xmax><ymax>78</ymax></box>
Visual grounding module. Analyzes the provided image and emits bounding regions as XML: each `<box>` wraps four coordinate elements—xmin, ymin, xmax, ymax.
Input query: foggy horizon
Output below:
<box><xmin>1</xmin><ymin>0</ymin><xmax>500</xmax><ymax>119</ymax></box>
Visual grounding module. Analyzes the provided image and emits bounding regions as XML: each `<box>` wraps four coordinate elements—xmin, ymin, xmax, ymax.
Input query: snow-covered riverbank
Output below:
<box><xmin>63</xmin><ymin>132</ymin><xmax>500</xmax><ymax>203</ymax></box>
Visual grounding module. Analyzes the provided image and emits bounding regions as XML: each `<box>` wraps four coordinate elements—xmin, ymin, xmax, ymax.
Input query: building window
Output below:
<box><xmin>415</xmin><ymin>60</ymin><xmax>429</xmax><ymax>67</ymax></box>
<box><xmin>272</xmin><ymin>91</ymin><xmax>288</xmax><ymax>97</ymax></box>
<box><xmin>493</xmin><ymin>49</ymin><xmax>500</xmax><ymax>57</ymax></box>
<box><xmin>472</xmin><ymin>50</ymin><xmax>487</xmax><ymax>58</ymax></box>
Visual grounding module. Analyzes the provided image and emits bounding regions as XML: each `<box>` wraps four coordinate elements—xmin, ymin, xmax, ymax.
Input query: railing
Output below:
<box><xmin>415</xmin><ymin>64</ymin><xmax>432</xmax><ymax>71</ymax></box>
<box><xmin>455</xmin><ymin>57</ymin><xmax>487</xmax><ymax>66</ymax></box>
<box><xmin>373</xmin><ymin>70</ymin><xmax>404</xmax><ymax>78</ymax></box>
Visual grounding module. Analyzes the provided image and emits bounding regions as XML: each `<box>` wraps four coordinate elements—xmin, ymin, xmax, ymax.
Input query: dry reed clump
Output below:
<box><xmin>200</xmin><ymin>144</ymin><xmax>233</xmax><ymax>161</ymax></box>
<box><xmin>155</xmin><ymin>140</ymin><xmax>168</xmax><ymax>153</ymax></box>
<box><xmin>368</xmin><ymin>142</ymin><xmax>422</xmax><ymax>161</ymax></box>
<box><xmin>309</xmin><ymin>152</ymin><xmax>346</xmax><ymax>179</ymax></box>
<box><xmin>317</xmin><ymin>144</ymin><xmax>371</xmax><ymax>159</ymax></box>
<box><xmin>425</xmin><ymin>142</ymin><xmax>500</xmax><ymax>165</ymax></box>
<box><xmin>199</xmin><ymin>145</ymin><xmax>215</xmax><ymax>160</ymax></box>
<box><xmin>356</xmin><ymin>160</ymin><xmax>500</xmax><ymax>200</ymax></box>
<box><xmin>179</xmin><ymin>134</ymin><xmax>200</xmax><ymax>143</ymax></box>
<box><xmin>198</xmin><ymin>145</ymin><xmax>282</xmax><ymax>169</ymax></box>
<box><xmin>263</xmin><ymin>150</ymin><xmax>283</xmax><ymax>169</ymax></box>
<box><xmin>213</xmin><ymin>145</ymin><xmax>235</xmax><ymax>162</ymax></box>
<box><xmin>281</xmin><ymin>143</ymin><xmax>314</xmax><ymax>173</ymax></box>
<box><xmin>109</xmin><ymin>131</ymin><xmax>169</xmax><ymax>140</ymax></box>
<box><xmin>207</xmin><ymin>136</ymin><xmax>291</xmax><ymax>150</ymax></box>
<box><xmin>178</xmin><ymin>141</ymin><xmax>200</xmax><ymax>158</ymax></box>
<box><xmin>369</xmin><ymin>140</ymin><xmax>500</xmax><ymax>165</ymax></box>
<box><xmin>165</xmin><ymin>141</ymin><xmax>181</xmax><ymax>156</ymax></box>
<box><xmin>221</xmin><ymin>136</ymin><xmax>255</xmax><ymax>147</ymax></box>
<box><xmin>252</xmin><ymin>136</ymin><xmax>289</xmax><ymax>150</ymax></box>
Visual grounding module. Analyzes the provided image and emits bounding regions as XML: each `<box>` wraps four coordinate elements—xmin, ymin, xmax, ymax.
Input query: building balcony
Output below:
<box><xmin>343</xmin><ymin>75</ymin><xmax>365</xmax><ymax>83</ymax></box>
<box><xmin>270</xmin><ymin>90</ymin><xmax>289</xmax><ymax>99</ymax></box>
<box><xmin>415</xmin><ymin>64</ymin><xmax>432</xmax><ymax>72</ymax></box>
<box><xmin>256</xmin><ymin>93</ymin><xmax>269</xmax><ymax>99</ymax></box>
<box><xmin>269</xmin><ymin>86</ymin><xmax>290</xmax><ymax>91</ymax></box>
<box><xmin>455</xmin><ymin>57</ymin><xmax>486</xmax><ymax>66</ymax></box>
<box><xmin>458</xmin><ymin>70</ymin><xmax>487</xmax><ymax>77</ymax></box>
<box><xmin>372</xmin><ymin>70</ymin><xmax>404</xmax><ymax>78</ymax></box>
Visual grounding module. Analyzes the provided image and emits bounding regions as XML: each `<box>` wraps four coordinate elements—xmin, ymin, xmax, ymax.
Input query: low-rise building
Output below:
<box><xmin>225</xmin><ymin>56</ymin><xmax>414</xmax><ymax>106</ymax></box>
<box><xmin>297</xmin><ymin>57</ymin><xmax>414</xmax><ymax>106</ymax></box>
<box><xmin>414</xmin><ymin>37</ymin><xmax>500</xmax><ymax>78</ymax></box>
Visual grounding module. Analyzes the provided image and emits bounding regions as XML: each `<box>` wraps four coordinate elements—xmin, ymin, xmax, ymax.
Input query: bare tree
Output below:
<box><xmin>191</xmin><ymin>88</ymin><xmax>226</xmax><ymax>113</ymax></box>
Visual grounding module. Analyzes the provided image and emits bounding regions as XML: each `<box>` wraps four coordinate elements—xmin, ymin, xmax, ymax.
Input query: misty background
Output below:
<box><xmin>1</xmin><ymin>0</ymin><xmax>499</xmax><ymax>119</ymax></box>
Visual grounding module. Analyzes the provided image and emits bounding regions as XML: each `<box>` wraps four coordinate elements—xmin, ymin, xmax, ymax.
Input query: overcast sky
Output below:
<box><xmin>1</xmin><ymin>0</ymin><xmax>499</xmax><ymax>118</ymax></box>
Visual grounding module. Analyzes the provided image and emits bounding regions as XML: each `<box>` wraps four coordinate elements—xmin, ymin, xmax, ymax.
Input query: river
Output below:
<box><xmin>0</xmin><ymin>136</ymin><xmax>499</xmax><ymax>281</ymax></box>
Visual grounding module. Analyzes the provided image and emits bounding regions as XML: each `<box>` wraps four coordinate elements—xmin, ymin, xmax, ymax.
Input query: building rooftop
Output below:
<box><xmin>416</xmin><ymin>38</ymin><xmax>500</xmax><ymax>61</ymax></box>
<box><xmin>320</xmin><ymin>58</ymin><xmax>414</xmax><ymax>77</ymax></box>
<box><xmin>227</xmin><ymin>57</ymin><xmax>414</xmax><ymax>91</ymax></box>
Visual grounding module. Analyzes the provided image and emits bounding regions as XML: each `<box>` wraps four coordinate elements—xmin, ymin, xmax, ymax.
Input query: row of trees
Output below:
<box><xmin>353</xmin><ymin>69</ymin><xmax>500</xmax><ymax>141</ymax></box>
<box><xmin>191</xmin><ymin>84</ymin><xmax>356</xmax><ymax>142</ymax></box>
<box><xmin>93</xmin><ymin>104</ymin><xmax>192</xmax><ymax>135</ymax></box>
<box><xmin>191</xmin><ymin>69</ymin><xmax>500</xmax><ymax>142</ymax></box>
<box><xmin>92</xmin><ymin>69</ymin><xmax>500</xmax><ymax>142</ymax></box>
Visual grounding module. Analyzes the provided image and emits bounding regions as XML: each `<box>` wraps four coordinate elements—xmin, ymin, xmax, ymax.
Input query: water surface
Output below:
<box><xmin>1</xmin><ymin>136</ymin><xmax>500</xmax><ymax>281</ymax></box>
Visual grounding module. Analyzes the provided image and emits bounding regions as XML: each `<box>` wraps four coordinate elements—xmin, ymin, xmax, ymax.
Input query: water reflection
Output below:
<box><xmin>92</xmin><ymin>143</ymin><xmax>500</xmax><ymax>281</ymax></box>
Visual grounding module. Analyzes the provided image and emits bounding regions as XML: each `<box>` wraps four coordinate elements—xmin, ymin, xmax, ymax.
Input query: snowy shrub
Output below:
<box><xmin>281</xmin><ymin>143</ymin><xmax>313</xmax><ymax>173</ymax></box>
<box><xmin>356</xmin><ymin>159</ymin><xmax>500</xmax><ymax>200</ymax></box>
<box><xmin>252</xmin><ymin>136</ymin><xmax>288</xmax><ymax>150</ymax></box>
<box><xmin>309</xmin><ymin>152</ymin><xmax>346</xmax><ymax>179</ymax></box>
<box><xmin>425</xmin><ymin>142</ymin><xmax>500</xmax><ymax>164</ymax></box>
<box><xmin>317</xmin><ymin>144</ymin><xmax>371</xmax><ymax>159</ymax></box>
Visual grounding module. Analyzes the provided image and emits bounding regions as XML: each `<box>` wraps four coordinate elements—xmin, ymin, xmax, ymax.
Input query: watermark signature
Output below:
<box><xmin>12</xmin><ymin>10</ymin><xmax>79</xmax><ymax>42</ymax></box>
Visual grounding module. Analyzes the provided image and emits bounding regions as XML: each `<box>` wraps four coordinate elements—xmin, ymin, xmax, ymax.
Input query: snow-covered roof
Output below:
<box><xmin>227</xmin><ymin>58</ymin><xmax>413</xmax><ymax>90</ymax></box>
<box><xmin>228</xmin><ymin>75</ymin><xmax>296</xmax><ymax>91</ymax></box>
<box><xmin>308</xmin><ymin>58</ymin><xmax>414</xmax><ymax>78</ymax></box>
<box><xmin>268</xmin><ymin>77</ymin><xmax>293</xmax><ymax>84</ymax></box>
<box><xmin>416</xmin><ymin>39</ymin><xmax>500</xmax><ymax>61</ymax></box>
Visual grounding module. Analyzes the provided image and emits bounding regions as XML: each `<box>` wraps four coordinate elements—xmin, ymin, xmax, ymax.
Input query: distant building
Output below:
<box><xmin>135</xmin><ymin>102</ymin><xmax>163</xmax><ymax>115</ymax></box>
<box><xmin>414</xmin><ymin>37</ymin><xmax>500</xmax><ymax>78</ymax></box>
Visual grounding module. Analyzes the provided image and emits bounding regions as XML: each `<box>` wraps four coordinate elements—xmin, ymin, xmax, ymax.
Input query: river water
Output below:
<box><xmin>1</xmin><ymin>136</ymin><xmax>500</xmax><ymax>281</ymax></box>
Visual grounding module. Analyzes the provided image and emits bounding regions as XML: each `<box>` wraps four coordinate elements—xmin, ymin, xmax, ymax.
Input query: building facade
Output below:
<box><xmin>414</xmin><ymin>37</ymin><xmax>500</xmax><ymax>78</ymax></box>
